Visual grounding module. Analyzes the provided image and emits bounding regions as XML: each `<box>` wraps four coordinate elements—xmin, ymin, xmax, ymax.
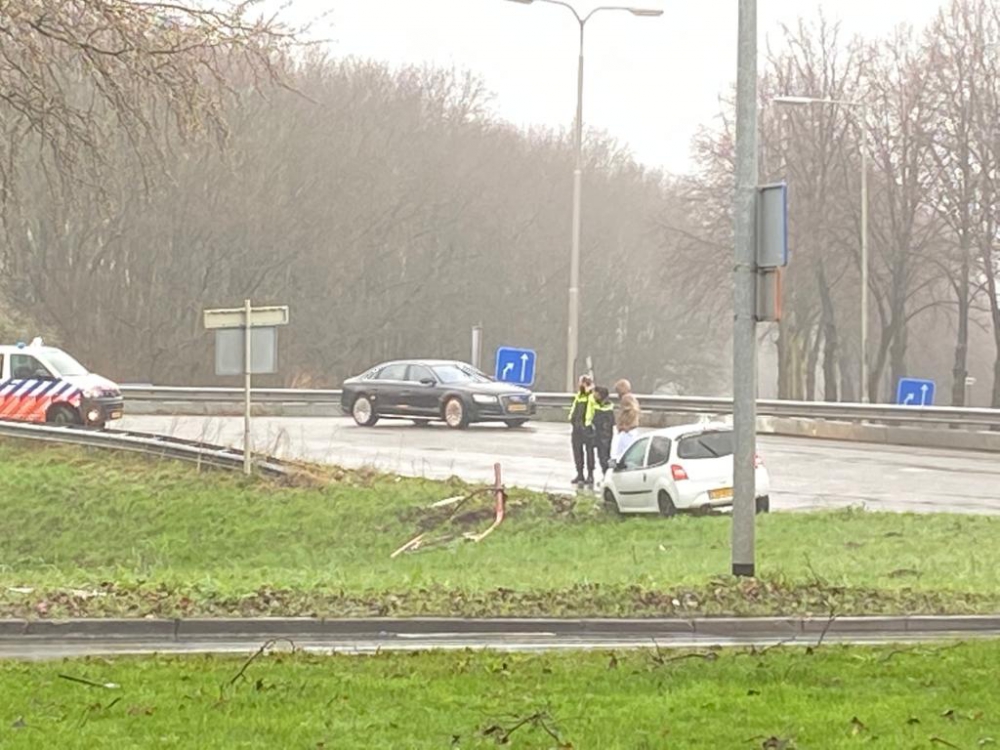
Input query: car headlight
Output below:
<box><xmin>529</xmin><ymin>394</ymin><xmax>536</xmax><ymax>403</ymax></box>
<box><xmin>83</xmin><ymin>388</ymin><xmax>98</xmax><ymax>399</ymax></box>
<box><xmin>472</xmin><ymin>394</ymin><xmax>498</xmax><ymax>405</ymax></box>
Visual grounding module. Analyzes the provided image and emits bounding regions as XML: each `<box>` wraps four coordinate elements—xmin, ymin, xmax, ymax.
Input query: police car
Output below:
<box><xmin>0</xmin><ymin>339</ymin><xmax>124</xmax><ymax>429</ymax></box>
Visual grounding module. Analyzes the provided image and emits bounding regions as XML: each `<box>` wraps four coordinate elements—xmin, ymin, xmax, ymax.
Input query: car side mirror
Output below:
<box><xmin>608</xmin><ymin>459</ymin><xmax>620</xmax><ymax>471</ymax></box>
<box><xmin>419</xmin><ymin>378</ymin><xmax>436</xmax><ymax>387</ymax></box>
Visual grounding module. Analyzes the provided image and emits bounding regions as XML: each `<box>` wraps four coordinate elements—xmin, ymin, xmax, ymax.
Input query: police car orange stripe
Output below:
<box><xmin>0</xmin><ymin>379</ymin><xmax>81</xmax><ymax>423</ymax></box>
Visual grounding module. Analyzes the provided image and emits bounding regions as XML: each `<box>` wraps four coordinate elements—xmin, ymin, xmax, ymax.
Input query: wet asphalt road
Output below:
<box><xmin>3</xmin><ymin>632</ymin><xmax>991</xmax><ymax>660</ymax></box>
<box><xmin>119</xmin><ymin>416</ymin><xmax>1000</xmax><ymax>515</ymax></box>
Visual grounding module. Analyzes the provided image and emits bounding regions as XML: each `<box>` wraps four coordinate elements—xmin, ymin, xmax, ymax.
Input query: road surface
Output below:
<box><xmin>4</xmin><ymin>615</ymin><xmax>999</xmax><ymax>659</ymax></box>
<box><xmin>120</xmin><ymin>416</ymin><xmax>1000</xmax><ymax>514</ymax></box>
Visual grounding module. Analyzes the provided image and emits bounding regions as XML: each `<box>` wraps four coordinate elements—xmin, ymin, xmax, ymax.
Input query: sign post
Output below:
<box><xmin>731</xmin><ymin>0</ymin><xmax>758</xmax><ymax>578</ymax></box>
<box><xmin>204</xmin><ymin>302</ymin><xmax>290</xmax><ymax>475</ymax></box>
<box><xmin>243</xmin><ymin>299</ymin><xmax>252</xmax><ymax>476</ymax></box>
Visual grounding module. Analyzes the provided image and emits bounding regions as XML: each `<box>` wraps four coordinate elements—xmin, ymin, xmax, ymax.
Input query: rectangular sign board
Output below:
<box><xmin>215</xmin><ymin>327</ymin><xmax>278</xmax><ymax>376</ymax></box>
<box><xmin>495</xmin><ymin>346</ymin><xmax>536</xmax><ymax>387</ymax></box>
<box><xmin>896</xmin><ymin>377</ymin><xmax>935</xmax><ymax>407</ymax></box>
<box><xmin>757</xmin><ymin>182</ymin><xmax>789</xmax><ymax>269</ymax></box>
<box><xmin>204</xmin><ymin>305</ymin><xmax>290</xmax><ymax>330</ymax></box>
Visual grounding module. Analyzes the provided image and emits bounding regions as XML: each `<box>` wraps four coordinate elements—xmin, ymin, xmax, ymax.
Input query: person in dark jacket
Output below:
<box><xmin>592</xmin><ymin>385</ymin><xmax>615</xmax><ymax>480</ymax></box>
<box><xmin>568</xmin><ymin>375</ymin><xmax>596</xmax><ymax>486</ymax></box>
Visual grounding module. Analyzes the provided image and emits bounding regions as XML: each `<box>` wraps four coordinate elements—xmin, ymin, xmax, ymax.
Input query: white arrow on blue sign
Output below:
<box><xmin>495</xmin><ymin>347</ymin><xmax>536</xmax><ymax>387</ymax></box>
<box><xmin>896</xmin><ymin>377</ymin><xmax>935</xmax><ymax>407</ymax></box>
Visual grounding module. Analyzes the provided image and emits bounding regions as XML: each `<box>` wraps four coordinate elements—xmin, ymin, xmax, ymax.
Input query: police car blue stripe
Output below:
<box><xmin>28</xmin><ymin>381</ymin><xmax>52</xmax><ymax>397</ymax></box>
<box><xmin>12</xmin><ymin>380</ymin><xmax>37</xmax><ymax>397</ymax></box>
<box><xmin>49</xmin><ymin>382</ymin><xmax>71</xmax><ymax>399</ymax></box>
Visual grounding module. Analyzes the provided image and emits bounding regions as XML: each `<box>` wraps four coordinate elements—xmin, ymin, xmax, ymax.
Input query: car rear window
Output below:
<box><xmin>677</xmin><ymin>431</ymin><xmax>733</xmax><ymax>459</ymax></box>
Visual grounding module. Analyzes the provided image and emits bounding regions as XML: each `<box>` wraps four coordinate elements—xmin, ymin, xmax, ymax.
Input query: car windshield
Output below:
<box><xmin>677</xmin><ymin>431</ymin><xmax>734</xmax><ymax>460</ymax></box>
<box><xmin>40</xmin><ymin>348</ymin><xmax>89</xmax><ymax>377</ymax></box>
<box><xmin>431</xmin><ymin>364</ymin><xmax>491</xmax><ymax>384</ymax></box>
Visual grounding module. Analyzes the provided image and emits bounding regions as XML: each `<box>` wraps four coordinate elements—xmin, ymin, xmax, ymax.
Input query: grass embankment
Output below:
<box><xmin>2</xmin><ymin>644</ymin><xmax>999</xmax><ymax>748</ymax></box>
<box><xmin>1</xmin><ymin>440</ymin><xmax>999</xmax><ymax>618</ymax></box>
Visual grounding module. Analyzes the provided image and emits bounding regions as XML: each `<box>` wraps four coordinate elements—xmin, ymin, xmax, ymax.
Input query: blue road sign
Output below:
<box><xmin>495</xmin><ymin>347</ymin><xmax>536</xmax><ymax>387</ymax></box>
<box><xmin>896</xmin><ymin>377</ymin><xmax>935</xmax><ymax>407</ymax></box>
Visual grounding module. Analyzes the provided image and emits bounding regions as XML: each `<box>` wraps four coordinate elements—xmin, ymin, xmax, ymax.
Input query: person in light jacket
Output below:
<box><xmin>612</xmin><ymin>378</ymin><xmax>641</xmax><ymax>460</ymax></box>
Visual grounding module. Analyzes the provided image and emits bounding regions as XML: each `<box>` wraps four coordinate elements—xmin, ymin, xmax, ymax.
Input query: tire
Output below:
<box><xmin>657</xmin><ymin>490</ymin><xmax>678</xmax><ymax>518</ymax></box>
<box><xmin>351</xmin><ymin>395</ymin><xmax>379</xmax><ymax>427</ymax></box>
<box><xmin>755</xmin><ymin>495</ymin><xmax>771</xmax><ymax>515</ymax></box>
<box><xmin>442</xmin><ymin>397</ymin><xmax>469</xmax><ymax>429</ymax></box>
<box><xmin>505</xmin><ymin>419</ymin><xmax>528</xmax><ymax>428</ymax></box>
<box><xmin>47</xmin><ymin>404</ymin><xmax>81</xmax><ymax>426</ymax></box>
<box><xmin>603</xmin><ymin>488</ymin><xmax>621</xmax><ymax>515</ymax></box>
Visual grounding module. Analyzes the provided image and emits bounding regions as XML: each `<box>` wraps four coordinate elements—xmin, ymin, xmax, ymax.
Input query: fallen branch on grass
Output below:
<box><xmin>228</xmin><ymin>638</ymin><xmax>297</xmax><ymax>687</ymax></box>
<box><xmin>58</xmin><ymin>674</ymin><xmax>120</xmax><ymax>690</ymax></box>
<box><xmin>392</xmin><ymin>463</ymin><xmax>507</xmax><ymax>558</ymax></box>
<box><xmin>649</xmin><ymin>641</ymin><xmax>719</xmax><ymax>667</ymax></box>
<box><xmin>482</xmin><ymin>711</ymin><xmax>569</xmax><ymax>746</ymax></box>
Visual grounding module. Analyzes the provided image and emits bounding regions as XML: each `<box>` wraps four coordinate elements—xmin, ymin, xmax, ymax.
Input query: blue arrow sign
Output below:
<box><xmin>896</xmin><ymin>377</ymin><xmax>935</xmax><ymax>407</ymax></box>
<box><xmin>495</xmin><ymin>347</ymin><xmax>536</xmax><ymax>387</ymax></box>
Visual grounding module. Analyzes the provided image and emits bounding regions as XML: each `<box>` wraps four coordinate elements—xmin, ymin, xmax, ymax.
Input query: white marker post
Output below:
<box><xmin>243</xmin><ymin>298</ymin><xmax>252</xmax><ymax>476</ymax></box>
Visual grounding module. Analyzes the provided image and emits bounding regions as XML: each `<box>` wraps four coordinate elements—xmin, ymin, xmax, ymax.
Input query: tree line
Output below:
<box><xmin>686</xmin><ymin>0</ymin><xmax>1000</xmax><ymax>406</ymax></box>
<box><xmin>1</xmin><ymin>0</ymin><xmax>999</xmax><ymax>405</ymax></box>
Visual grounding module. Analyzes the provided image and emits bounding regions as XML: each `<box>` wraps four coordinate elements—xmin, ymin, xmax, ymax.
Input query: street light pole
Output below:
<box><xmin>505</xmin><ymin>0</ymin><xmax>662</xmax><ymax>392</ymax></box>
<box><xmin>860</xmin><ymin>105</ymin><xmax>869</xmax><ymax>403</ymax></box>
<box><xmin>731</xmin><ymin>0</ymin><xmax>758</xmax><ymax>578</ymax></box>
<box><xmin>569</xmin><ymin>18</ymin><xmax>585</xmax><ymax>394</ymax></box>
<box><xmin>773</xmin><ymin>95</ymin><xmax>869</xmax><ymax>402</ymax></box>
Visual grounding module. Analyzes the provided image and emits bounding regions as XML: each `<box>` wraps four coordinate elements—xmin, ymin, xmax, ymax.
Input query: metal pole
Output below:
<box><xmin>732</xmin><ymin>0</ymin><xmax>758</xmax><ymax>577</ymax></box>
<box><xmin>566</xmin><ymin>20</ymin><xmax>585</xmax><ymax>393</ymax></box>
<box><xmin>860</xmin><ymin>106</ymin><xmax>869</xmax><ymax>403</ymax></box>
<box><xmin>243</xmin><ymin>297</ymin><xmax>252</xmax><ymax>477</ymax></box>
<box><xmin>471</xmin><ymin>325</ymin><xmax>483</xmax><ymax>370</ymax></box>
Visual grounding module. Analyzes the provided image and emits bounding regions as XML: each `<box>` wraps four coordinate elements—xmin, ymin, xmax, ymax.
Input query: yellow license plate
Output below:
<box><xmin>110</xmin><ymin>411</ymin><xmax>123</xmax><ymax>420</ymax></box>
<box><xmin>709</xmin><ymin>488</ymin><xmax>733</xmax><ymax>501</ymax></box>
<box><xmin>507</xmin><ymin>404</ymin><xmax>527</xmax><ymax>412</ymax></box>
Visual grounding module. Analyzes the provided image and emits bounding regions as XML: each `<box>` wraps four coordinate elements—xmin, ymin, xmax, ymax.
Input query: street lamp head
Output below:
<box><xmin>773</xmin><ymin>95</ymin><xmax>818</xmax><ymax>106</ymax></box>
<box><xmin>628</xmin><ymin>8</ymin><xmax>664</xmax><ymax>16</ymax></box>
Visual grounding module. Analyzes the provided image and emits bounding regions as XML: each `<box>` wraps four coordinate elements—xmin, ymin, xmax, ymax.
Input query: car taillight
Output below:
<box><xmin>670</xmin><ymin>464</ymin><xmax>688</xmax><ymax>481</ymax></box>
<box><xmin>754</xmin><ymin>453</ymin><xmax>764</xmax><ymax>468</ymax></box>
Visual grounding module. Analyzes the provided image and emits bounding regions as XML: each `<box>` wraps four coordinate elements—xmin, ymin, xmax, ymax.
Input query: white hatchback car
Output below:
<box><xmin>603</xmin><ymin>423</ymin><xmax>771</xmax><ymax>516</ymax></box>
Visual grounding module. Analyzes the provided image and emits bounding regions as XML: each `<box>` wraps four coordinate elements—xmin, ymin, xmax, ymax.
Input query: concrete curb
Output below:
<box><xmin>2</xmin><ymin>616</ymin><xmax>999</xmax><ymax>641</ymax></box>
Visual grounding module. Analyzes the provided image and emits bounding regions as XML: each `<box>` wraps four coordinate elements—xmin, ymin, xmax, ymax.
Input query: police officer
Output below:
<box><xmin>568</xmin><ymin>375</ymin><xmax>596</xmax><ymax>487</ymax></box>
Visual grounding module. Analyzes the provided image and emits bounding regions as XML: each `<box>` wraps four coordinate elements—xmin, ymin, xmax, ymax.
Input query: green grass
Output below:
<box><xmin>1</xmin><ymin>643</ymin><xmax>999</xmax><ymax>748</ymax></box>
<box><xmin>1</xmin><ymin>439</ymin><xmax>999</xmax><ymax>617</ymax></box>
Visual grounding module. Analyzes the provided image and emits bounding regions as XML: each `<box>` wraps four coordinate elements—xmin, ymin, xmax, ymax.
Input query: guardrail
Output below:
<box><xmin>118</xmin><ymin>386</ymin><xmax>1000</xmax><ymax>430</ymax></box>
<box><xmin>0</xmin><ymin>420</ymin><xmax>290</xmax><ymax>476</ymax></box>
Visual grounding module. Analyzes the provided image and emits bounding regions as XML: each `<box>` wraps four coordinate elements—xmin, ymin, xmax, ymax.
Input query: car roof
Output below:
<box><xmin>373</xmin><ymin>359</ymin><xmax>474</xmax><ymax>368</ymax></box>
<box><xmin>640</xmin><ymin>422</ymin><xmax>733</xmax><ymax>440</ymax></box>
<box><xmin>0</xmin><ymin>344</ymin><xmax>64</xmax><ymax>354</ymax></box>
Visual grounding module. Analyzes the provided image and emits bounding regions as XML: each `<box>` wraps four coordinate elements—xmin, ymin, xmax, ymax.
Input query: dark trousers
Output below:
<box><xmin>596</xmin><ymin>438</ymin><xmax>611</xmax><ymax>474</ymax></box>
<box><xmin>572</xmin><ymin>429</ymin><xmax>595</xmax><ymax>478</ymax></box>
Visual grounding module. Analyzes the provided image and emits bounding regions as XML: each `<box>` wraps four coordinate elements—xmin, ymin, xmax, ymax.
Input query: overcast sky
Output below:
<box><xmin>288</xmin><ymin>1</ymin><xmax>946</xmax><ymax>175</ymax></box>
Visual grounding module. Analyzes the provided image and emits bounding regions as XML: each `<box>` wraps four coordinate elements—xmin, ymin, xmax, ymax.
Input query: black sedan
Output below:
<box><xmin>341</xmin><ymin>359</ymin><xmax>536</xmax><ymax>429</ymax></box>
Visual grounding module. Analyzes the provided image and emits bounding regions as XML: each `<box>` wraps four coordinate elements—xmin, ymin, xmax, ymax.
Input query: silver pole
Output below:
<box><xmin>860</xmin><ymin>106</ymin><xmax>869</xmax><ymax>403</ymax></box>
<box><xmin>566</xmin><ymin>20</ymin><xmax>585</xmax><ymax>392</ymax></box>
<box><xmin>243</xmin><ymin>297</ymin><xmax>252</xmax><ymax>477</ymax></box>
<box><xmin>471</xmin><ymin>325</ymin><xmax>483</xmax><ymax>370</ymax></box>
<box><xmin>732</xmin><ymin>0</ymin><xmax>758</xmax><ymax>577</ymax></box>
